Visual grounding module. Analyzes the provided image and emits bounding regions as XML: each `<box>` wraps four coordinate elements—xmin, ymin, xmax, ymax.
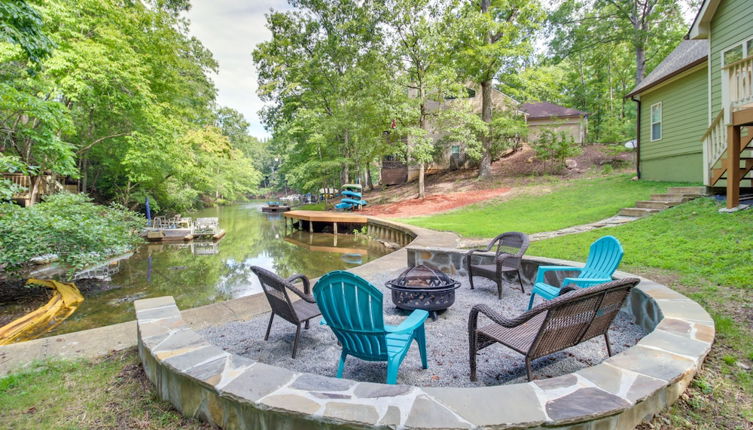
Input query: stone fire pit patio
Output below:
<box><xmin>134</xmin><ymin>219</ymin><xmax>714</xmax><ymax>429</ymax></box>
<box><xmin>135</xmin><ymin>267</ymin><xmax>712</xmax><ymax>427</ymax></box>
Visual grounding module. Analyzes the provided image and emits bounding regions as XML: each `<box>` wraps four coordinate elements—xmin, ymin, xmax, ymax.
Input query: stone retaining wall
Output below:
<box><xmin>137</xmin><ymin>245</ymin><xmax>714</xmax><ymax>429</ymax></box>
<box><xmin>366</xmin><ymin>219</ymin><xmax>416</xmax><ymax>248</ymax></box>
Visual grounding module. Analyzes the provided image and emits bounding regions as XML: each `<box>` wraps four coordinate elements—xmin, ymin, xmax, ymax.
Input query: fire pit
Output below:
<box><xmin>385</xmin><ymin>265</ymin><xmax>461</xmax><ymax>320</ymax></box>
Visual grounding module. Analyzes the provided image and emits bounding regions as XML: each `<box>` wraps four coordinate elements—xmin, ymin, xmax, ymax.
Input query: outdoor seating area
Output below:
<box><xmin>198</xmin><ymin>234</ymin><xmax>644</xmax><ymax>387</ymax></box>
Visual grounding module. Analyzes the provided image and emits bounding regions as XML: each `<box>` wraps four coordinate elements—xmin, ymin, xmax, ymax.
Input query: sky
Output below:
<box><xmin>187</xmin><ymin>1</ymin><xmax>290</xmax><ymax>139</ymax></box>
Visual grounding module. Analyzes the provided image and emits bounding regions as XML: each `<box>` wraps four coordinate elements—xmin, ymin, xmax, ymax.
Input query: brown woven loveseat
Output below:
<box><xmin>469</xmin><ymin>278</ymin><xmax>640</xmax><ymax>381</ymax></box>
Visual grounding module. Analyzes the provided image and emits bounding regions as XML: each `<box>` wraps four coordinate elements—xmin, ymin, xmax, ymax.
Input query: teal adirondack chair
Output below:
<box><xmin>313</xmin><ymin>271</ymin><xmax>429</xmax><ymax>384</ymax></box>
<box><xmin>528</xmin><ymin>236</ymin><xmax>624</xmax><ymax>310</ymax></box>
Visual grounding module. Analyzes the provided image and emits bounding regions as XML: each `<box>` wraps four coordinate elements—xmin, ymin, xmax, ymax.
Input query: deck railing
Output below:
<box><xmin>702</xmin><ymin>109</ymin><xmax>727</xmax><ymax>185</ymax></box>
<box><xmin>725</xmin><ymin>55</ymin><xmax>753</xmax><ymax>109</ymax></box>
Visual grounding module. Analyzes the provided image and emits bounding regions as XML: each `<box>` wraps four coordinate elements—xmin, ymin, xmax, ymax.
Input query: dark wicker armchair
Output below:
<box><xmin>468</xmin><ymin>278</ymin><xmax>640</xmax><ymax>381</ymax></box>
<box><xmin>250</xmin><ymin>266</ymin><xmax>321</xmax><ymax>358</ymax></box>
<box><xmin>466</xmin><ymin>232</ymin><xmax>530</xmax><ymax>299</ymax></box>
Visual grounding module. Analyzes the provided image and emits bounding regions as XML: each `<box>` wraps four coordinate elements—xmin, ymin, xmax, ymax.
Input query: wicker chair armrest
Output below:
<box><xmin>562</xmin><ymin>277</ymin><xmax>612</xmax><ymax>288</ymax></box>
<box><xmin>535</xmin><ymin>266</ymin><xmax>583</xmax><ymax>284</ymax></box>
<box><xmin>468</xmin><ymin>303</ymin><xmax>544</xmax><ymax>332</ymax></box>
<box><xmin>385</xmin><ymin>309</ymin><xmax>429</xmax><ymax>334</ymax></box>
<box><xmin>284</xmin><ymin>274</ymin><xmax>316</xmax><ymax>303</ymax></box>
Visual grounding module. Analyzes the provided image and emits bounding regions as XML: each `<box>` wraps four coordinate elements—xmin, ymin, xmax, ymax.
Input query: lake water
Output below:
<box><xmin>50</xmin><ymin>202</ymin><xmax>392</xmax><ymax>335</ymax></box>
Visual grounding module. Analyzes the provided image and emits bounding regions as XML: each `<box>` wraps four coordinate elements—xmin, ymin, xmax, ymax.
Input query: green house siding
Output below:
<box><xmin>710</xmin><ymin>0</ymin><xmax>753</xmax><ymax>115</ymax></box>
<box><xmin>639</xmin><ymin>67</ymin><xmax>708</xmax><ymax>183</ymax></box>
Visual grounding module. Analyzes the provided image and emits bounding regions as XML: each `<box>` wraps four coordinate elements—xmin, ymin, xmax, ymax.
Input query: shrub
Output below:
<box><xmin>0</xmin><ymin>193</ymin><xmax>144</xmax><ymax>278</ymax></box>
<box><xmin>532</xmin><ymin>129</ymin><xmax>581</xmax><ymax>169</ymax></box>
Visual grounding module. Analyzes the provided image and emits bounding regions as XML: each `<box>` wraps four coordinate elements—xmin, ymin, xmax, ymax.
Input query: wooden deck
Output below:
<box><xmin>284</xmin><ymin>210</ymin><xmax>368</xmax><ymax>234</ymax></box>
<box><xmin>284</xmin><ymin>210</ymin><xmax>368</xmax><ymax>223</ymax></box>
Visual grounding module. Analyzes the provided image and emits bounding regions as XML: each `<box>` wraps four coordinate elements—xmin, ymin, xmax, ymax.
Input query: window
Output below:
<box><xmin>724</xmin><ymin>45</ymin><xmax>744</xmax><ymax>65</ymax></box>
<box><xmin>650</xmin><ymin>103</ymin><xmax>662</xmax><ymax>141</ymax></box>
<box><xmin>722</xmin><ymin>37</ymin><xmax>753</xmax><ymax>67</ymax></box>
<box><xmin>451</xmin><ymin>145</ymin><xmax>461</xmax><ymax>155</ymax></box>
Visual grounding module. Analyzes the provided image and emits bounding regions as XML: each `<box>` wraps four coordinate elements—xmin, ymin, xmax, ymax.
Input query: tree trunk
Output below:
<box><xmin>478</xmin><ymin>79</ymin><xmax>493</xmax><ymax>178</ymax></box>
<box><xmin>81</xmin><ymin>156</ymin><xmax>89</xmax><ymax>194</ymax></box>
<box><xmin>418</xmin><ymin>163</ymin><xmax>425</xmax><ymax>199</ymax></box>
<box><xmin>28</xmin><ymin>175</ymin><xmax>41</xmax><ymax>206</ymax></box>
<box><xmin>341</xmin><ymin>130</ymin><xmax>350</xmax><ymax>185</ymax></box>
<box><xmin>478</xmin><ymin>0</ymin><xmax>494</xmax><ymax>179</ymax></box>
<box><xmin>418</xmin><ymin>100</ymin><xmax>428</xmax><ymax>199</ymax></box>
<box><xmin>366</xmin><ymin>162</ymin><xmax>373</xmax><ymax>191</ymax></box>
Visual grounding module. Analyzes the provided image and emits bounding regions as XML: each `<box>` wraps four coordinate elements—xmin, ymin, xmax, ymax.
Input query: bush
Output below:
<box><xmin>0</xmin><ymin>193</ymin><xmax>144</xmax><ymax>278</ymax></box>
<box><xmin>532</xmin><ymin>129</ymin><xmax>581</xmax><ymax>169</ymax></box>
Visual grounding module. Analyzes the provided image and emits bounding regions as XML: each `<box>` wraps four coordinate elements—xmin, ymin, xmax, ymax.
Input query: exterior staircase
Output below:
<box><xmin>619</xmin><ymin>186</ymin><xmax>707</xmax><ymax>218</ymax></box>
<box><xmin>702</xmin><ymin>55</ymin><xmax>753</xmax><ymax>209</ymax></box>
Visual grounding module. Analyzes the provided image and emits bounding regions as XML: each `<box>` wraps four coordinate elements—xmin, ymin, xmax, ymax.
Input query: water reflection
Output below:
<box><xmin>48</xmin><ymin>202</ymin><xmax>391</xmax><ymax>335</ymax></box>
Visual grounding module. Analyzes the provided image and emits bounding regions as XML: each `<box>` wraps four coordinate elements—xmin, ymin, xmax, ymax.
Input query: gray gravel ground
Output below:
<box><xmin>200</xmin><ymin>269</ymin><xmax>645</xmax><ymax>387</ymax></box>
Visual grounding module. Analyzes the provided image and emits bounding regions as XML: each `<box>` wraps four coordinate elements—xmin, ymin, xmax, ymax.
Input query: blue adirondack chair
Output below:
<box><xmin>313</xmin><ymin>271</ymin><xmax>429</xmax><ymax>384</ymax></box>
<box><xmin>528</xmin><ymin>235</ymin><xmax>624</xmax><ymax>310</ymax></box>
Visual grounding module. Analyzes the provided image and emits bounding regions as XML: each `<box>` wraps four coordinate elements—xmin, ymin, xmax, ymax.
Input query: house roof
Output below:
<box><xmin>519</xmin><ymin>101</ymin><xmax>586</xmax><ymax>119</ymax></box>
<box><xmin>626</xmin><ymin>39</ymin><xmax>708</xmax><ymax>98</ymax></box>
<box><xmin>688</xmin><ymin>0</ymin><xmax>720</xmax><ymax>39</ymax></box>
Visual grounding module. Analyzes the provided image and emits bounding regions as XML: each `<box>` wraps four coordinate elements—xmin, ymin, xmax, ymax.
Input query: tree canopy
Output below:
<box><xmin>253</xmin><ymin>0</ymin><xmax>694</xmax><ymax>195</ymax></box>
<box><xmin>0</xmin><ymin>0</ymin><xmax>262</xmax><ymax>212</ymax></box>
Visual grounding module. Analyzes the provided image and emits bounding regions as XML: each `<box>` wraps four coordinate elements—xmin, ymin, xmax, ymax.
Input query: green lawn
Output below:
<box><xmin>398</xmin><ymin>174</ymin><xmax>692</xmax><ymax>237</ymax></box>
<box><xmin>530</xmin><ymin>197</ymin><xmax>753</xmax><ymax>426</ymax></box>
<box><xmin>0</xmin><ymin>350</ymin><xmax>207</xmax><ymax>429</ymax></box>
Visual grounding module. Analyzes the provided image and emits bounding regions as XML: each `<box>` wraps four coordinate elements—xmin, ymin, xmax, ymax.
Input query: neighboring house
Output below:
<box><xmin>520</xmin><ymin>102</ymin><xmax>588</xmax><ymax>144</ymax></box>
<box><xmin>381</xmin><ymin>85</ymin><xmax>525</xmax><ymax>185</ymax></box>
<box><xmin>627</xmin><ymin>0</ymin><xmax>753</xmax><ymax>209</ymax></box>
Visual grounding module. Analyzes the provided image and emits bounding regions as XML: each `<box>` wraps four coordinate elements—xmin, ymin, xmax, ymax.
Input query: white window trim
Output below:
<box><xmin>721</xmin><ymin>35</ymin><xmax>753</xmax><ymax>67</ymax></box>
<box><xmin>650</xmin><ymin>102</ymin><xmax>662</xmax><ymax>142</ymax></box>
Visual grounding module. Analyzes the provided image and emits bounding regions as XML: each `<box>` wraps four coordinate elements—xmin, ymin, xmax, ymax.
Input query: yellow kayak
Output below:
<box><xmin>0</xmin><ymin>279</ymin><xmax>84</xmax><ymax>345</ymax></box>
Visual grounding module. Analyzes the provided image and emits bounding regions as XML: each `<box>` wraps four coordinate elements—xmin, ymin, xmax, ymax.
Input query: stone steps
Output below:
<box><xmin>618</xmin><ymin>207</ymin><xmax>661</xmax><ymax>217</ymax></box>
<box><xmin>619</xmin><ymin>186</ymin><xmax>707</xmax><ymax>218</ymax></box>
<box><xmin>650</xmin><ymin>193</ymin><xmax>694</xmax><ymax>202</ymax></box>
<box><xmin>635</xmin><ymin>200</ymin><xmax>680</xmax><ymax>210</ymax></box>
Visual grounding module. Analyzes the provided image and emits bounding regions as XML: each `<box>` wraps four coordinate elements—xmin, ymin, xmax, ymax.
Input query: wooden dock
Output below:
<box><xmin>283</xmin><ymin>210</ymin><xmax>368</xmax><ymax>234</ymax></box>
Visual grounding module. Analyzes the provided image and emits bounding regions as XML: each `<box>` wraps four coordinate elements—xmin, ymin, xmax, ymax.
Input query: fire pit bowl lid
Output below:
<box><xmin>385</xmin><ymin>264</ymin><xmax>461</xmax><ymax>291</ymax></box>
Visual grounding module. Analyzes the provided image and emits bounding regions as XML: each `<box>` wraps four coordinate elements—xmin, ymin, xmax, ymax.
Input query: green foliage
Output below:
<box><xmin>0</xmin><ymin>0</ymin><xmax>54</xmax><ymax>64</ymax></box>
<box><xmin>399</xmin><ymin>174</ymin><xmax>690</xmax><ymax>236</ymax></box>
<box><xmin>0</xmin><ymin>0</ymin><xmax>262</xmax><ymax>211</ymax></box>
<box><xmin>0</xmin><ymin>193</ymin><xmax>144</xmax><ymax>277</ymax></box>
<box><xmin>539</xmin><ymin>0</ymin><xmax>689</xmax><ymax>143</ymax></box>
<box><xmin>532</xmin><ymin>129</ymin><xmax>581</xmax><ymax>168</ymax></box>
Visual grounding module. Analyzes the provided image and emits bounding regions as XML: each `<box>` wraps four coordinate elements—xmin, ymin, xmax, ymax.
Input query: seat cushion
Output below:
<box><xmin>292</xmin><ymin>300</ymin><xmax>322</xmax><ymax>321</ymax></box>
<box><xmin>533</xmin><ymin>282</ymin><xmax>561</xmax><ymax>300</ymax></box>
<box><xmin>477</xmin><ymin>312</ymin><xmax>546</xmax><ymax>354</ymax></box>
<box><xmin>472</xmin><ymin>264</ymin><xmax>517</xmax><ymax>276</ymax></box>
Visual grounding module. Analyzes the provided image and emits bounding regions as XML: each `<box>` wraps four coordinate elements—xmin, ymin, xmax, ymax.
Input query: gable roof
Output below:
<box><xmin>519</xmin><ymin>101</ymin><xmax>586</xmax><ymax>119</ymax></box>
<box><xmin>688</xmin><ymin>0</ymin><xmax>721</xmax><ymax>39</ymax></box>
<box><xmin>626</xmin><ymin>39</ymin><xmax>708</xmax><ymax>98</ymax></box>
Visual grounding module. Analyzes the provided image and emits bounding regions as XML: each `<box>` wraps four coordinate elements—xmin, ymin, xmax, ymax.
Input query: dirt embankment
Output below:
<box><xmin>360</xmin><ymin>187</ymin><xmax>511</xmax><ymax>218</ymax></box>
<box><xmin>358</xmin><ymin>144</ymin><xmax>634</xmax><ymax>217</ymax></box>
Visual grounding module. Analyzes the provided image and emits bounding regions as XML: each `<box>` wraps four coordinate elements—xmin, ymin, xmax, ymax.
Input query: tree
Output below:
<box><xmin>386</xmin><ymin>0</ymin><xmax>460</xmax><ymax>198</ymax></box>
<box><xmin>253</xmin><ymin>0</ymin><xmax>392</xmax><ymax>196</ymax></box>
<box><xmin>452</xmin><ymin>0</ymin><xmax>543</xmax><ymax>178</ymax></box>
<box><xmin>549</xmin><ymin>0</ymin><xmax>688</xmax><ymax>85</ymax></box>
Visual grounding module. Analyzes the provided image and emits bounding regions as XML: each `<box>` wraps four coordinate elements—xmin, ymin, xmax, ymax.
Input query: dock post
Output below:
<box><xmin>334</xmin><ymin>222</ymin><xmax>338</xmax><ymax>235</ymax></box>
<box><xmin>309</xmin><ymin>220</ymin><xmax>313</xmax><ymax>233</ymax></box>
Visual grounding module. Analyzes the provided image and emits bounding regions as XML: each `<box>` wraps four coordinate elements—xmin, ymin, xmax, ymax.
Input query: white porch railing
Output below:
<box><xmin>725</xmin><ymin>55</ymin><xmax>753</xmax><ymax>109</ymax></box>
<box><xmin>702</xmin><ymin>109</ymin><xmax>727</xmax><ymax>185</ymax></box>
